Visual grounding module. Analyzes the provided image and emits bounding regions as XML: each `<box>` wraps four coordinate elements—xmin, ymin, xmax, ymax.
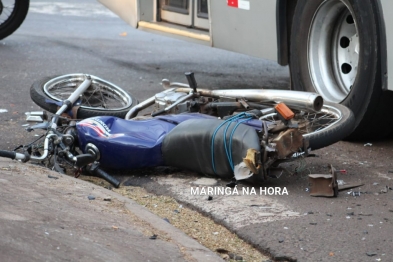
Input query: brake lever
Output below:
<box><xmin>26</xmin><ymin>122</ymin><xmax>50</xmax><ymax>132</ymax></box>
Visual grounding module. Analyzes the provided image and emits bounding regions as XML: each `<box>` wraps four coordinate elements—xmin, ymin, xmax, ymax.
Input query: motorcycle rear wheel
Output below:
<box><xmin>30</xmin><ymin>74</ymin><xmax>138</xmax><ymax>119</ymax></box>
<box><xmin>260</xmin><ymin>102</ymin><xmax>355</xmax><ymax>150</ymax></box>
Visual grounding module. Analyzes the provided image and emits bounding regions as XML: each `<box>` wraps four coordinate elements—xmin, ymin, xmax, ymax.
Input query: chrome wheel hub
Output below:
<box><xmin>308</xmin><ymin>0</ymin><xmax>359</xmax><ymax>103</ymax></box>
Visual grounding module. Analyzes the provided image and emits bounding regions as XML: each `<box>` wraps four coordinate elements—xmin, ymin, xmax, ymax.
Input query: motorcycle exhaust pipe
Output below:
<box><xmin>165</xmin><ymin>81</ymin><xmax>323</xmax><ymax>112</ymax></box>
<box><xmin>178</xmin><ymin>88</ymin><xmax>323</xmax><ymax>112</ymax></box>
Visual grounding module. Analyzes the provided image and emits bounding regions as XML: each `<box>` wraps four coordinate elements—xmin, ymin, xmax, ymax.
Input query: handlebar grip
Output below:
<box><xmin>0</xmin><ymin>150</ymin><xmax>16</xmax><ymax>159</ymax></box>
<box><xmin>92</xmin><ymin>167</ymin><xmax>120</xmax><ymax>188</ymax></box>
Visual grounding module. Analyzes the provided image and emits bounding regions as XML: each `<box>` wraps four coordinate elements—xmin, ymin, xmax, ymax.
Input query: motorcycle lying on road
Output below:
<box><xmin>0</xmin><ymin>73</ymin><xmax>355</xmax><ymax>187</ymax></box>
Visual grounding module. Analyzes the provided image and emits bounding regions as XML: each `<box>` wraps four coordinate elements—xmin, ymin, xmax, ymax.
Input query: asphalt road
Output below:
<box><xmin>1</xmin><ymin>0</ymin><xmax>393</xmax><ymax>261</ymax></box>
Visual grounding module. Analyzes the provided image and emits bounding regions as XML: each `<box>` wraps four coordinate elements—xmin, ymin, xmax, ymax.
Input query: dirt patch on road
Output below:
<box><xmin>82</xmin><ymin>175</ymin><xmax>270</xmax><ymax>261</ymax></box>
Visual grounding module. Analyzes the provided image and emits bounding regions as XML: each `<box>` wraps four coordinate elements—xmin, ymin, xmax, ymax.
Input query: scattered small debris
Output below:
<box><xmin>366</xmin><ymin>252</ymin><xmax>377</xmax><ymax>257</ymax></box>
<box><xmin>326</xmin><ymin>213</ymin><xmax>332</xmax><ymax>217</ymax></box>
<box><xmin>48</xmin><ymin>175</ymin><xmax>58</xmax><ymax>180</ymax></box>
<box><xmin>174</xmin><ymin>209</ymin><xmax>180</xmax><ymax>214</ymax></box>
<box><xmin>149</xmin><ymin>234</ymin><xmax>157</xmax><ymax>240</ymax></box>
<box><xmin>229</xmin><ymin>253</ymin><xmax>243</xmax><ymax>261</ymax></box>
<box><xmin>364</xmin><ymin>143</ymin><xmax>373</xmax><ymax>147</ymax></box>
<box><xmin>21</xmin><ymin>124</ymin><xmax>29</xmax><ymax>127</ymax></box>
<box><xmin>112</xmin><ymin>225</ymin><xmax>119</xmax><ymax>230</ymax></box>
<box><xmin>222</xmin><ymin>254</ymin><xmax>230</xmax><ymax>260</ymax></box>
<box><xmin>87</xmin><ymin>195</ymin><xmax>95</xmax><ymax>200</ymax></box>
<box><xmin>380</xmin><ymin>186</ymin><xmax>389</xmax><ymax>194</ymax></box>
<box><xmin>337</xmin><ymin>180</ymin><xmax>346</xmax><ymax>186</ymax></box>
<box><xmin>216</xmin><ymin>248</ymin><xmax>230</xmax><ymax>254</ymax></box>
<box><xmin>0</xmin><ymin>109</ymin><xmax>8</xmax><ymax>113</ymax></box>
<box><xmin>278</xmin><ymin>238</ymin><xmax>284</xmax><ymax>243</ymax></box>
<box><xmin>226</xmin><ymin>180</ymin><xmax>237</xmax><ymax>188</ymax></box>
<box><xmin>308</xmin><ymin>211</ymin><xmax>314</xmax><ymax>214</ymax></box>
<box><xmin>363</xmin><ymin>231</ymin><xmax>368</xmax><ymax>234</ymax></box>
<box><xmin>119</xmin><ymin>32</ymin><xmax>127</xmax><ymax>36</ymax></box>
<box><xmin>103</xmin><ymin>197</ymin><xmax>111</xmax><ymax>201</ymax></box>
<box><xmin>329</xmin><ymin>252</ymin><xmax>334</xmax><ymax>257</ymax></box>
<box><xmin>352</xmin><ymin>191</ymin><xmax>361</xmax><ymax>197</ymax></box>
<box><xmin>104</xmin><ymin>185</ymin><xmax>113</xmax><ymax>190</ymax></box>
<box><xmin>339</xmin><ymin>182</ymin><xmax>364</xmax><ymax>191</ymax></box>
<box><xmin>358</xmin><ymin>214</ymin><xmax>372</xmax><ymax>217</ymax></box>
<box><xmin>310</xmin><ymin>222</ymin><xmax>317</xmax><ymax>225</ymax></box>
<box><xmin>207</xmin><ymin>196</ymin><xmax>213</xmax><ymax>201</ymax></box>
<box><xmin>373</xmin><ymin>182</ymin><xmax>379</xmax><ymax>186</ymax></box>
<box><xmin>347</xmin><ymin>212</ymin><xmax>355</xmax><ymax>216</ymax></box>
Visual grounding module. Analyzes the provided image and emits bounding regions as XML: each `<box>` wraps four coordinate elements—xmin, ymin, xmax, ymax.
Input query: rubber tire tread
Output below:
<box><xmin>0</xmin><ymin>0</ymin><xmax>29</xmax><ymax>40</ymax></box>
<box><xmin>290</xmin><ymin>0</ymin><xmax>393</xmax><ymax>140</ymax></box>
<box><xmin>30</xmin><ymin>76</ymin><xmax>138</xmax><ymax>119</ymax></box>
<box><xmin>305</xmin><ymin>102</ymin><xmax>355</xmax><ymax>150</ymax></box>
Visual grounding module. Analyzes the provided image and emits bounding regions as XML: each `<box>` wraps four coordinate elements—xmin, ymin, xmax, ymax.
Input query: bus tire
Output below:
<box><xmin>290</xmin><ymin>0</ymin><xmax>393</xmax><ymax>139</ymax></box>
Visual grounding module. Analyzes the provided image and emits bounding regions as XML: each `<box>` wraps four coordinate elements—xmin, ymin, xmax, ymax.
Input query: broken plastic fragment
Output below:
<box><xmin>234</xmin><ymin>162</ymin><xmax>253</xmax><ymax>180</ymax></box>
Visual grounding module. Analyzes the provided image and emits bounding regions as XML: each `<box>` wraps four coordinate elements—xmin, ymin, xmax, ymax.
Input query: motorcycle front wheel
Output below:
<box><xmin>30</xmin><ymin>74</ymin><xmax>138</xmax><ymax>119</ymax></box>
<box><xmin>260</xmin><ymin>102</ymin><xmax>355</xmax><ymax>150</ymax></box>
<box><xmin>0</xmin><ymin>0</ymin><xmax>29</xmax><ymax>40</ymax></box>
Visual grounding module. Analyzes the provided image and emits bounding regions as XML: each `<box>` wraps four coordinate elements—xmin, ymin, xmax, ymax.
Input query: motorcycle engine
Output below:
<box><xmin>154</xmin><ymin>90</ymin><xmax>191</xmax><ymax>114</ymax></box>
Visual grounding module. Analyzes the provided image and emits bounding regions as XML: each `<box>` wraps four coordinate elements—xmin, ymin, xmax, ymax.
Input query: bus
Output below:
<box><xmin>98</xmin><ymin>0</ymin><xmax>393</xmax><ymax>139</ymax></box>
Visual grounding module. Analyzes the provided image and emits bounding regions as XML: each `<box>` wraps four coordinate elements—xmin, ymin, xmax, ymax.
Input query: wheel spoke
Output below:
<box><xmin>43</xmin><ymin>74</ymin><xmax>133</xmax><ymax>111</ymax></box>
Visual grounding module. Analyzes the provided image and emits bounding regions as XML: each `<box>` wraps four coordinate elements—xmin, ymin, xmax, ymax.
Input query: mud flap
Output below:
<box><xmin>162</xmin><ymin>119</ymin><xmax>261</xmax><ymax>178</ymax></box>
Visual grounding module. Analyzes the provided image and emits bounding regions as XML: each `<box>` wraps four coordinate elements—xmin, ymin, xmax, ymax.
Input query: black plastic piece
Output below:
<box><xmin>74</xmin><ymin>154</ymin><xmax>96</xmax><ymax>167</ymax></box>
<box><xmin>63</xmin><ymin>100</ymin><xmax>72</xmax><ymax>111</ymax></box>
<box><xmin>87</xmin><ymin>163</ymin><xmax>120</xmax><ymax>188</ymax></box>
<box><xmin>0</xmin><ymin>150</ymin><xmax>16</xmax><ymax>160</ymax></box>
<box><xmin>185</xmin><ymin>72</ymin><xmax>197</xmax><ymax>92</ymax></box>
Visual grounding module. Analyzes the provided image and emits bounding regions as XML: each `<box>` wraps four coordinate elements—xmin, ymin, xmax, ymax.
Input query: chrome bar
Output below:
<box><xmin>51</xmin><ymin>75</ymin><xmax>92</xmax><ymax>128</ymax></box>
<box><xmin>125</xmin><ymin>88</ymin><xmax>176</xmax><ymax>119</ymax></box>
<box><xmin>166</xmin><ymin>82</ymin><xmax>323</xmax><ymax>112</ymax></box>
<box><xmin>30</xmin><ymin>134</ymin><xmax>57</xmax><ymax>161</ymax></box>
<box><xmin>161</xmin><ymin>93</ymin><xmax>194</xmax><ymax>113</ymax></box>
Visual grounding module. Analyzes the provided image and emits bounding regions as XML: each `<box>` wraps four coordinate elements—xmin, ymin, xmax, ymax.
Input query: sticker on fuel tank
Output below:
<box><xmin>79</xmin><ymin>118</ymin><xmax>124</xmax><ymax>138</ymax></box>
